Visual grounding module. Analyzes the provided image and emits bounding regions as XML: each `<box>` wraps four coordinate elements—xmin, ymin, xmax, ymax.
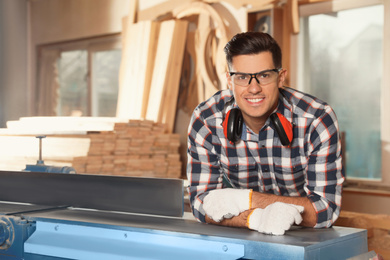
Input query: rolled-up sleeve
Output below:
<box><xmin>186</xmin><ymin>109</ymin><xmax>223</xmax><ymax>222</ymax></box>
<box><xmin>304</xmin><ymin>105</ymin><xmax>345</xmax><ymax>228</ymax></box>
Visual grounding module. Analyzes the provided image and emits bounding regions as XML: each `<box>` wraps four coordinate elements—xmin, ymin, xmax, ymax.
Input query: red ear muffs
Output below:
<box><xmin>223</xmin><ymin>108</ymin><xmax>293</xmax><ymax>146</ymax></box>
<box><xmin>270</xmin><ymin>113</ymin><xmax>293</xmax><ymax>146</ymax></box>
<box><xmin>223</xmin><ymin>108</ymin><xmax>243</xmax><ymax>143</ymax></box>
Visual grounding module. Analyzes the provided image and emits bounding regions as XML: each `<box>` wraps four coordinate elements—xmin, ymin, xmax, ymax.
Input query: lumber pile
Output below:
<box><xmin>117</xmin><ymin>1</ymin><xmax>248</xmax><ymax>132</ymax></box>
<box><xmin>116</xmin><ymin>1</ymin><xmax>189</xmax><ymax>134</ymax></box>
<box><xmin>72</xmin><ymin>120</ymin><xmax>182</xmax><ymax>179</ymax></box>
<box><xmin>335</xmin><ymin>211</ymin><xmax>390</xmax><ymax>259</ymax></box>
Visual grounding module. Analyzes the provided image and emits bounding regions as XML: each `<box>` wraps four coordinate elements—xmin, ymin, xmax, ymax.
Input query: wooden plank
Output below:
<box><xmin>116</xmin><ymin>20</ymin><xmax>159</xmax><ymax>119</ymax></box>
<box><xmin>160</xmin><ymin>20</ymin><xmax>189</xmax><ymax>133</ymax></box>
<box><xmin>146</xmin><ymin>20</ymin><xmax>188</xmax><ymax>133</ymax></box>
<box><xmin>138</xmin><ymin>0</ymin><xmax>193</xmax><ymax>21</ymax></box>
<box><xmin>119</xmin><ymin>0</ymin><xmax>139</xmax><ymax>78</ymax></box>
<box><xmin>290</xmin><ymin>0</ymin><xmax>300</xmax><ymax>34</ymax></box>
<box><xmin>173</xmin><ymin>1</ymin><xmax>230</xmax><ymax>88</ymax></box>
<box><xmin>204</xmin><ymin>0</ymin><xmax>275</xmax><ymax>9</ymax></box>
<box><xmin>196</xmin><ymin>13</ymin><xmax>220</xmax><ymax>100</ymax></box>
<box><xmin>298</xmin><ymin>0</ymin><xmax>330</xmax><ymax>4</ymax></box>
<box><xmin>282</xmin><ymin>4</ymin><xmax>292</xmax><ymax>86</ymax></box>
<box><xmin>177</xmin><ymin>31</ymin><xmax>200</xmax><ymax>113</ymax></box>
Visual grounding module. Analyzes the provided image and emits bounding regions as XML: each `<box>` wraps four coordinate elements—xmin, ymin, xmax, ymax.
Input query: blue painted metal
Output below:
<box><xmin>0</xmin><ymin>207</ymin><xmax>369</xmax><ymax>260</ymax></box>
<box><xmin>24</xmin><ymin>221</ymin><xmax>245</xmax><ymax>260</ymax></box>
<box><xmin>0</xmin><ymin>170</ymin><xmax>369</xmax><ymax>260</ymax></box>
<box><xmin>0</xmin><ymin>216</ymin><xmax>36</xmax><ymax>260</ymax></box>
<box><xmin>24</xmin><ymin>164</ymin><xmax>77</xmax><ymax>174</ymax></box>
<box><xmin>23</xmin><ymin>135</ymin><xmax>77</xmax><ymax>174</ymax></box>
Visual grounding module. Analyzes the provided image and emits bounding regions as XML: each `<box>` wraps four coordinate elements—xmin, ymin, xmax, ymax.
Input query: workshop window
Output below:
<box><xmin>297</xmin><ymin>4</ymin><xmax>384</xmax><ymax>180</ymax></box>
<box><xmin>57</xmin><ymin>48</ymin><xmax>121</xmax><ymax>117</ymax></box>
<box><xmin>38</xmin><ymin>35</ymin><xmax>121</xmax><ymax>117</ymax></box>
<box><xmin>57</xmin><ymin>50</ymin><xmax>88</xmax><ymax>116</ymax></box>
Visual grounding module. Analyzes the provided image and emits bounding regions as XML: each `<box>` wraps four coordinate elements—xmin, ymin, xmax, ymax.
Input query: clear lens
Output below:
<box><xmin>233</xmin><ymin>73</ymin><xmax>251</xmax><ymax>86</ymax></box>
<box><xmin>232</xmin><ymin>70</ymin><xmax>279</xmax><ymax>86</ymax></box>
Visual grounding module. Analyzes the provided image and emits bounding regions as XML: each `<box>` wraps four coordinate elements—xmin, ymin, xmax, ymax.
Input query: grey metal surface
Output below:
<box><xmin>0</xmin><ymin>170</ymin><xmax>367</xmax><ymax>259</ymax></box>
<box><xmin>21</xmin><ymin>206</ymin><xmax>362</xmax><ymax>246</ymax></box>
<box><xmin>0</xmin><ymin>171</ymin><xmax>183</xmax><ymax>217</ymax></box>
<box><xmin>21</xmin><ymin>208</ymin><xmax>368</xmax><ymax>260</ymax></box>
<box><xmin>0</xmin><ymin>202</ymin><xmax>68</xmax><ymax>215</ymax></box>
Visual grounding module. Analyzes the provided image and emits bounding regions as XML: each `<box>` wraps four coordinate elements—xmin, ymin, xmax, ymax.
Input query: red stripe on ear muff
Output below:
<box><xmin>270</xmin><ymin>113</ymin><xmax>293</xmax><ymax>146</ymax></box>
<box><xmin>222</xmin><ymin>110</ymin><xmax>231</xmax><ymax>140</ymax></box>
<box><xmin>276</xmin><ymin>113</ymin><xmax>293</xmax><ymax>143</ymax></box>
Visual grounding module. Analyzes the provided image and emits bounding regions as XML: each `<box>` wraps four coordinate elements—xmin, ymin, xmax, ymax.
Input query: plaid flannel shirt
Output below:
<box><xmin>186</xmin><ymin>87</ymin><xmax>344</xmax><ymax>228</ymax></box>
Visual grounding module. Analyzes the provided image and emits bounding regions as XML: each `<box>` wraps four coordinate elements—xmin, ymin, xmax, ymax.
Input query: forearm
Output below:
<box><xmin>251</xmin><ymin>192</ymin><xmax>317</xmax><ymax>227</ymax></box>
<box><xmin>205</xmin><ymin>192</ymin><xmax>317</xmax><ymax>228</ymax></box>
<box><xmin>205</xmin><ymin>210</ymin><xmax>251</xmax><ymax>228</ymax></box>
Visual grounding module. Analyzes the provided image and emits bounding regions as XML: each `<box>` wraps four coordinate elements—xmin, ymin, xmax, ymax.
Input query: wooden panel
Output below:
<box><xmin>116</xmin><ymin>21</ymin><xmax>159</xmax><ymax>119</ymax></box>
<box><xmin>138</xmin><ymin>0</ymin><xmax>193</xmax><ymax>21</ymax></box>
<box><xmin>119</xmin><ymin>0</ymin><xmax>138</xmax><ymax>78</ymax></box>
<box><xmin>146</xmin><ymin>20</ymin><xmax>188</xmax><ymax>133</ymax></box>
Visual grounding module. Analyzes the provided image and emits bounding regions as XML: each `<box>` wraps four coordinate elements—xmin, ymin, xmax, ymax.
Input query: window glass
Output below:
<box><xmin>91</xmin><ymin>49</ymin><xmax>121</xmax><ymax>117</ymax></box>
<box><xmin>57</xmin><ymin>50</ymin><xmax>88</xmax><ymax>116</ymax></box>
<box><xmin>299</xmin><ymin>5</ymin><xmax>383</xmax><ymax>179</ymax></box>
<box><xmin>56</xmin><ymin>46</ymin><xmax>121</xmax><ymax>117</ymax></box>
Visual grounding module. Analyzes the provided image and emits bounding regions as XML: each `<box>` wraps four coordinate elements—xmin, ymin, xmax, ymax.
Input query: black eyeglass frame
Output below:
<box><xmin>228</xmin><ymin>68</ymin><xmax>282</xmax><ymax>86</ymax></box>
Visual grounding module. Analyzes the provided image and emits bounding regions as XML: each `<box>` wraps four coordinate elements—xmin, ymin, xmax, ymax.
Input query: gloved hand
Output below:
<box><xmin>203</xmin><ymin>188</ymin><xmax>252</xmax><ymax>222</ymax></box>
<box><xmin>247</xmin><ymin>202</ymin><xmax>304</xmax><ymax>235</ymax></box>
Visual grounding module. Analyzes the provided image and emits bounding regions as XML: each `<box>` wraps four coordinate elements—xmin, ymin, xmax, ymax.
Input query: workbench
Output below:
<box><xmin>0</xmin><ymin>171</ymin><xmax>368</xmax><ymax>259</ymax></box>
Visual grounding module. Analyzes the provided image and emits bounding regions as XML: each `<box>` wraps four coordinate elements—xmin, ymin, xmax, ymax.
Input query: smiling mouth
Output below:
<box><xmin>246</xmin><ymin>98</ymin><xmax>264</xmax><ymax>103</ymax></box>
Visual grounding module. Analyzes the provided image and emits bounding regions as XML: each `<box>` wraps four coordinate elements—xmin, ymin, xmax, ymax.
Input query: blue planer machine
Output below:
<box><xmin>0</xmin><ymin>170</ymin><xmax>368</xmax><ymax>260</ymax></box>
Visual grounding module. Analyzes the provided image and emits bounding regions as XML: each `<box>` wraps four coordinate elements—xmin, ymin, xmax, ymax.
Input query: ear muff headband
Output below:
<box><xmin>223</xmin><ymin>108</ymin><xmax>242</xmax><ymax>143</ymax></box>
<box><xmin>270</xmin><ymin>113</ymin><xmax>293</xmax><ymax>146</ymax></box>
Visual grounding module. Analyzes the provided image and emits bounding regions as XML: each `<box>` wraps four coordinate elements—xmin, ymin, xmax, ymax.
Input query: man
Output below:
<box><xmin>186</xmin><ymin>32</ymin><xmax>344</xmax><ymax>235</ymax></box>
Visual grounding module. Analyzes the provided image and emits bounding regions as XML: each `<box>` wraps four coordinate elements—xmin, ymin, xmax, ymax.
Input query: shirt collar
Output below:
<box><xmin>276</xmin><ymin>90</ymin><xmax>294</xmax><ymax>123</ymax></box>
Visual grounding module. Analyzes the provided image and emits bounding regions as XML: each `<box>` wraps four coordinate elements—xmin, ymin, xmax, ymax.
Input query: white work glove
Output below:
<box><xmin>247</xmin><ymin>202</ymin><xmax>304</xmax><ymax>235</ymax></box>
<box><xmin>203</xmin><ymin>188</ymin><xmax>252</xmax><ymax>222</ymax></box>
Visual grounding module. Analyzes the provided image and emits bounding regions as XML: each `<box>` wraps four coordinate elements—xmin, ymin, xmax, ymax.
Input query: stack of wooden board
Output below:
<box><xmin>117</xmin><ymin>16</ymin><xmax>189</xmax><ymax>134</ymax></box>
<box><xmin>72</xmin><ymin>119</ymin><xmax>182</xmax><ymax>179</ymax></box>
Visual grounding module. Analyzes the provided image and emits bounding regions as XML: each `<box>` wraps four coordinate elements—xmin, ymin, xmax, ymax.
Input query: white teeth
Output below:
<box><xmin>248</xmin><ymin>98</ymin><xmax>263</xmax><ymax>102</ymax></box>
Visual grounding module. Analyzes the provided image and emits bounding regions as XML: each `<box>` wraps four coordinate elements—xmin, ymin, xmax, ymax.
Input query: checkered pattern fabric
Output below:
<box><xmin>186</xmin><ymin>87</ymin><xmax>344</xmax><ymax>228</ymax></box>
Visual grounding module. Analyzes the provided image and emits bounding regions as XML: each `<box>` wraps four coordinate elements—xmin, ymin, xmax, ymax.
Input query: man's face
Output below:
<box><xmin>227</xmin><ymin>51</ymin><xmax>286</xmax><ymax>132</ymax></box>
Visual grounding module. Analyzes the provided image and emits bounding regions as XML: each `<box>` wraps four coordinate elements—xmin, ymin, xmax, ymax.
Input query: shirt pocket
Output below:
<box><xmin>220</xmin><ymin>162</ymin><xmax>258</xmax><ymax>188</ymax></box>
<box><xmin>273</xmin><ymin>162</ymin><xmax>306</xmax><ymax>196</ymax></box>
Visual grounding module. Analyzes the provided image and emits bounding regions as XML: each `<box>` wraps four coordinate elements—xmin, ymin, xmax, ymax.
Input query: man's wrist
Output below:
<box><xmin>206</xmin><ymin>210</ymin><xmax>253</xmax><ymax>228</ymax></box>
<box><xmin>251</xmin><ymin>191</ymin><xmax>318</xmax><ymax>227</ymax></box>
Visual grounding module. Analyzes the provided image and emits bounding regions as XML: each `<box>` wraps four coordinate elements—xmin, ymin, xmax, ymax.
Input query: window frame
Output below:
<box><xmin>37</xmin><ymin>34</ymin><xmax>122</xmax><ymax>117</ymax></box>
<box><xmin>291</xmin><ymin>0</ymin><xmax>390</xmax><ymax>187</ymax></box>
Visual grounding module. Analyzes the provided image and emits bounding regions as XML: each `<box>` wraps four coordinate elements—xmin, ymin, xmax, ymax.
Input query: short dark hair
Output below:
<box><xmin>224</xmin><ymin>32</ymin><xmax>282</xmax><ymax>70</ymax></box>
